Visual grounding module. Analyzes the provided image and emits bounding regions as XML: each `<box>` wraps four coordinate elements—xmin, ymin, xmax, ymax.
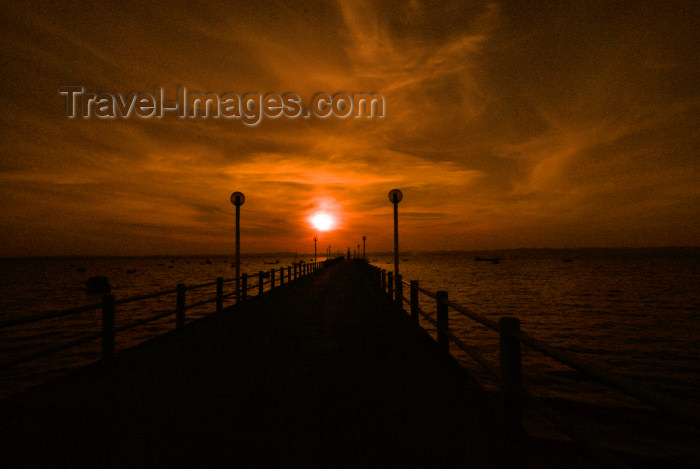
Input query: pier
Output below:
<box><xmin>1</xmin><ymin>259</ymin><xmax>698</xmax><ymax>468</ymax></box>
<box><xmin>1</xmin><ymin>260</ymin><xmax>503</xmax><ymax>467</ymax></box>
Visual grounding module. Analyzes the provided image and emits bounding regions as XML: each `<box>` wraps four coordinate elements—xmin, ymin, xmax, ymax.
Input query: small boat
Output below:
<box><xmin>474</xmin><ymin>257</ymin><xmax>501</xmax><ymax>262</ymax></box>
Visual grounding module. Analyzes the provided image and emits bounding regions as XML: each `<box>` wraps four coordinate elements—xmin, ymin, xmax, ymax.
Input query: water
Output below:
<box><xmin>370</xmin><ymin>248</ymin><xmax>700</xmax><ymax>407</ymax></box>
<box><xmin>0</xmin><ymin>254</ymin><xmax>311</xmax><ymax>398</ymax></box>
<box><xmin>1</xmin><ymin>248</ymin><xmax>699</xmax><ymax>407</ymax></box>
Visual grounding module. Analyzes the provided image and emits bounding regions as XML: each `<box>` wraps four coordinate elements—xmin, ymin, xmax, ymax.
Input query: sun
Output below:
<box><xmin>310</xmin><ymin>213</ymin><xmax>334</xmax><ymax>231</ymax></box>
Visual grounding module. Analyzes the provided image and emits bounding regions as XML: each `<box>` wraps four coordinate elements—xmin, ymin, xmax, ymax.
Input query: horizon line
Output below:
<box><xmin>2</xmin><ymin>246</ymin><xmax>699</xmax><ymax>260</ymax></box>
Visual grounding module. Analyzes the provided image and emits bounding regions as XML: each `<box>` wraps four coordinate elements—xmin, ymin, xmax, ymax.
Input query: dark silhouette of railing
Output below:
<box><xmin>363</xmin><ymin>261</ymin><xmax>700</xmax><ymax>466</ymax></box>
<box><xmin>4</xmin><ymin>256</ymin><xmax>697</xmax><ymax>465</ymax></box>
<box><xmin>0</xmin><ymin>259</ymin><xmax>342</xmax><ymax>370</ymax></box>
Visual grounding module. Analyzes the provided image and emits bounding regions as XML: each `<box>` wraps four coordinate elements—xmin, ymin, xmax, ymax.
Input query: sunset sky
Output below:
<box><xmin>1</xmin><ymin>1</ymin><xmax>698</xmax><ymax>256</ymax></box>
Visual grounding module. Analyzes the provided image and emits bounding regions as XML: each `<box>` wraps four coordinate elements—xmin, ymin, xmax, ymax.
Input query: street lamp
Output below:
<box><xmin>388</xmin><ymin>189</ymin><xmax>402</xmax><ymax>282</ymax></box>
<box><xmin>230</xmin><ymin>191</ymin><xmax>245</xmax><ymax>302</ymax></box>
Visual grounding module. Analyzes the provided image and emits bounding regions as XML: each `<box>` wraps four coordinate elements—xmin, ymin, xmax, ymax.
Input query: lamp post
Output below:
<box><xmin>388</xmin><ymin>189</ymin><xmax>402</xmax><ymax>284</ymax></box>
<box><xmin>314</xmin><ymin>237</ymin><xmax>317</xmax><ymax>264</ymax></box>
<box><xmin>362</xmin><ymin>235</ymin><xmax>366</xmax><ymax>260</ymax></box>
<box><xmin>230</xmin><ymin>191</ymin><xmax>245</xmax><ymax>302</ymax></box>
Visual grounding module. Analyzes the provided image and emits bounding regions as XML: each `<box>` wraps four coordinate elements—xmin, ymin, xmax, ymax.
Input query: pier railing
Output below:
<box><xmin>0</xmin><ymin>258</ymin><xmax>342</xmax><ymax>371</ymax></box>
<box><xmin>364</xmin><ymin>261</ymin><xmax>700</xmax><ymax>462</ymax></box>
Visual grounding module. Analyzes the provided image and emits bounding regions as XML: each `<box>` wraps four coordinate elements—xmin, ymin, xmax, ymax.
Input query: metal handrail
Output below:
<box><xmin>184</xmin><ymin>280</ymin><xmax>218</xmax><ymax>291</ymax></box>
<box><xmin>0</xmin><ymin>261</ymin><xmax>329</xmax><ymax>372</ymax></box>
<box><xmin>369</xmin><ymin>262</ymin><xmax>700</xmax><ymax>427</ymax></box>
<box><xmin>514</xmin><ymin>328</ymin><xmax>700</xmax><ymax>425</ymax></box>
<box><xmin>416</xmin><ymin>285</ymin><xmax>437</xmax><ymax>300</ymax></box>
<box><xmin>0</xmin><ymin>302</ymin><xmax>105</xmax><ymax>329</ymax></box>
<box><xmin>222</xmin><ymin>291</ymin><xmax>238</xmax><ymax>300</ymax></box>
<box><xmin>0</xmin><ymin>331</ymin><xmax>103</xmax><ymax>368</ymax></box>
<box><xmin>0</xmin><ymin>273</ymin><xmax>251</xmax><ymax>331</ymax></box>
<box><xmin>445</xmin><ymin>298</ymin><xmax>500</xmax><ymax>332</ymax></box>
<box><xmin>113</xmin><ymin>288</ymin><xmax>178</xmax><ymax>306</ymax></box>
<box><xmin>411</xmin><ymin>300</ymin><xmax>499</xmax><ymax>380</ymax></box>
<box><xmin>115</xmin><ymin>309</ymin><xmax>177</xmax><ymax>334</ymax></box>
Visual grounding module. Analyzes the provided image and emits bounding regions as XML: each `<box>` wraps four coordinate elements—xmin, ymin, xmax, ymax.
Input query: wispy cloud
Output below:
<box><xmin>0</xmin><ymin>1</ymin><xmax>697</xmax><ymax>255</ymax></box>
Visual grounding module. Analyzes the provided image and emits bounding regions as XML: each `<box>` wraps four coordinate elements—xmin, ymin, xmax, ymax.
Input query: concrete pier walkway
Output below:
<box><xmin>1</xmin><ymin>260</ymin><xmax>506</xmax><ymax>467</ymax></box>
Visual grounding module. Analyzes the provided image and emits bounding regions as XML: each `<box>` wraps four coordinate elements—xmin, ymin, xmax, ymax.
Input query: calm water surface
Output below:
<box><xmin>1</xmin><ymin>249</ymin><xmax>698</xmax><ymax>405</ymax></box>
<box><xmin>371</xmin><ymin>248</ymin><xmax>699</xmax><ymax>406</ymax></box>
<box><xmin>0</xmin><ymin>254</ymin><xmax>309</xmax><ymax>398</ymax></box>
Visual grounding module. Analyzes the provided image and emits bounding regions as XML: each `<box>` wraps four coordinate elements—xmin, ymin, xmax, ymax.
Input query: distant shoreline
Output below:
<box><xmin>2</xmin><ymin>246</ymin><xmax>698</xmax><ymax>260</ymax></box>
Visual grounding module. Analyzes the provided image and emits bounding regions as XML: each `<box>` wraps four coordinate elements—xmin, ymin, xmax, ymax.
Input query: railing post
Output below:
<box><xmin>101</xmin><ymin>294</ymin><xmax>115</xmax><ymax>361</ymax></box>
<box><xmin>410</xmin><ymin>280</ymin><xmax>419</xmax><ymax>324</ymax></box>
<box><xmin>381</xmin><ymin>269</ymin><xmax>386</xmax><ymax>291</ymax></box>
<box><xmin>280</xmin><ymin>267</ymin><xmax>285</xmax><ymax>286</ymax></box>
<box><xmin>387</xmin><ymin>272</ymin><xmax>394</xmax><ymax>300</ymax></box>
<box><xmin>176</xmin><ymin>283</ymin><xmax>185</xmax><ymax>329</ymax></box>
<box><xmin>437</xmin><ymin>291</ymin><xmax>448</xmax><ymax>355</ymax></box>
<box><xmin>396</xmin><ymin>274</ymin><xmax>403</xmax><ymax>312</ymax></box>
<box><xmin>270</xmin><ymin>268</ymin><xmax>275</xmax><ymax>289</ymax></box>
<box><xmin>242</xmin><ymin>273</ymin><xmax>248</xmax><ymax>301</ymax></box>
<box><xmin>288</xmin><ymin>266</ymin><xmax>291</xmax><ymax>282</ymax></box>
<box><xmin>294</xmin><ymin>263</ymin><xmax>297</xmax><ymax>279</ymax></box>
<box><xmin>500</xmin><ymin>317</ymin><xmax>523</xmax><ymax>437</ymax></box>
<box><xmin>216</xmin><ymin>277</ymin><xmax>223</xmax><ymax>313</ymax></box>
<box><xmin>258</xmin><ymin>271</ymin><xmax>264</xmax><ymax>295</ymax></box>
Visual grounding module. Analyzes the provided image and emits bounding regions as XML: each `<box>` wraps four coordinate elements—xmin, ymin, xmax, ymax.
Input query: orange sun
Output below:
<box><xmin>310</xmin><ymin>213</ymin><xmax>335</xmax><ymax>231</ymax></box>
